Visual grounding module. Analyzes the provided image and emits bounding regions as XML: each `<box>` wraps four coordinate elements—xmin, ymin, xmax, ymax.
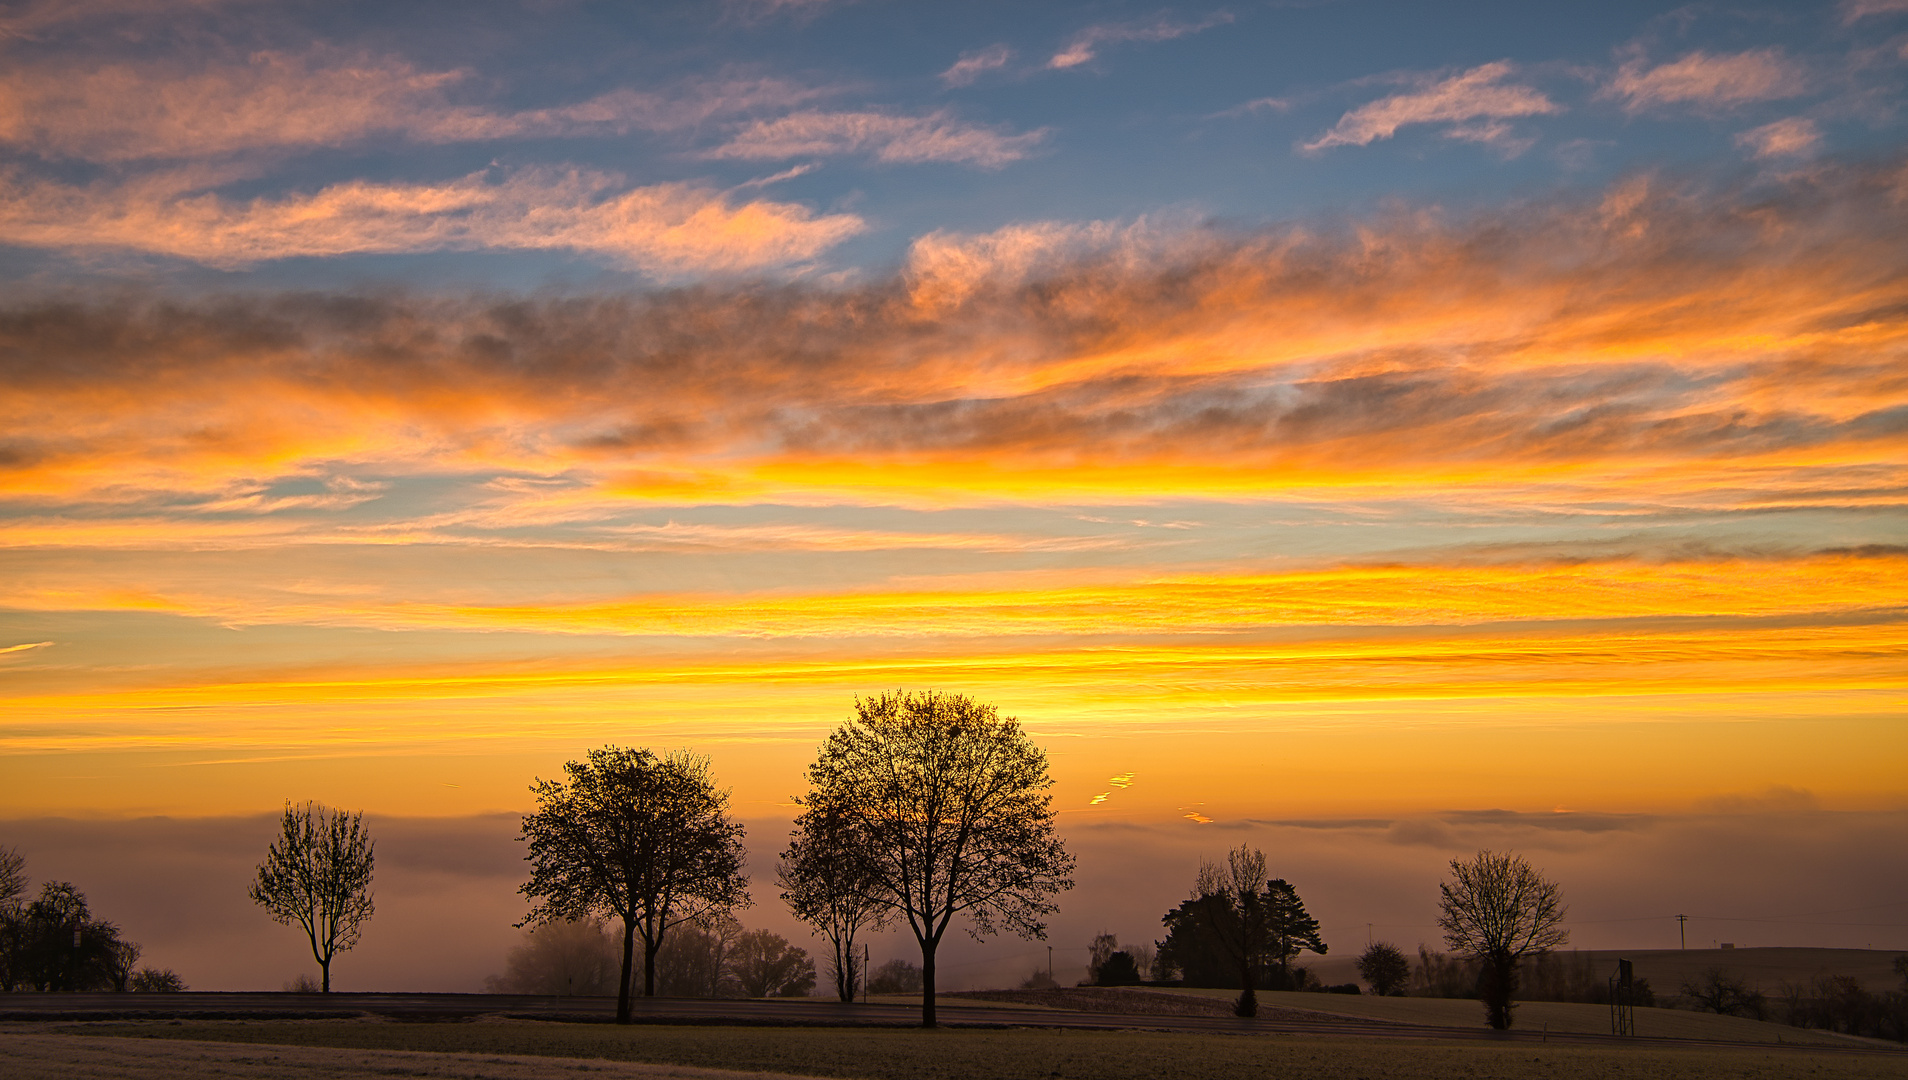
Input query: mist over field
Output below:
<box><xmin>6</xmin><ymin>804</ymin><xmax>1902</xmax><ymax>993</ymax></box>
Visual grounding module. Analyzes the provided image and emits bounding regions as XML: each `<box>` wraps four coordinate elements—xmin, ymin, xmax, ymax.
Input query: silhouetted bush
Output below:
<box><xmin>1096</xmin><ymin>951</ymin><xmax>1142</xmax><ymax>986</ymax></box>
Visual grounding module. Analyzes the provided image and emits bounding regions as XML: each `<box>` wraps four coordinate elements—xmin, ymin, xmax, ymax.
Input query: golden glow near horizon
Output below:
<box><xmin>4</xmin><ymin>163</ymin><xmax>1907</xmax><ymax>823</ymax></box>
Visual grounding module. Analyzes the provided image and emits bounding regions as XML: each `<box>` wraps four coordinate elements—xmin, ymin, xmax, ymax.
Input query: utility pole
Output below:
<box><xmin>1676</xmin><ymin>914</ymin><xmax>1688</xmax><ymax>950</ymax></box>
<box><xmin>1047</xmin><ymin>945</ymin><xmax>1053</xmax><ymax>982</ymax></box>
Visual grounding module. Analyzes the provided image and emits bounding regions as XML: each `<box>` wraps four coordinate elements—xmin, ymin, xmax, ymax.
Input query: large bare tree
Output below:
<box><xmin>516</xmin><ymin>747</ymin><xmax>750</xmax><ymax>1024</ymax></box>
<box><xmin>249</xmin><ymin>802</ymin><xmax>375</xmax><ymax>993</ymax></box>
<box><xmin>778</xmin><ymin>805</ymin><xmax>891</xmax><ymax>1001</ymax></box>
<box><xmin>1436</xmin><ymin>849</ymin><xmax>1569</xmax><ymax>1029</ymax></box>
<box><xmin>795</xmin><ymin>690</ymin><xmax>1074</xmax><ymax>1027</ymax></box>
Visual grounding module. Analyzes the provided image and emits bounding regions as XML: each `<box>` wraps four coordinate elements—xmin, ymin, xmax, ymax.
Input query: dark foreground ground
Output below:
<box><xmin>6</xmin><ymin>1017</ymin><xmax>1908</xmax><ymax>1080</ymax></box>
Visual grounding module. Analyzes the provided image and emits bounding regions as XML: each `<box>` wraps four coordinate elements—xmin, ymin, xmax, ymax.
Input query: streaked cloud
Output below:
<box><xmin>1048</xmin><ymin>12</ymin><xmax>1234</xmax><ymax>70</ymax></box>
<box><xmin>1736</xmin><ymin>117</ymin><xmax>1822</xmax><ymax>159</ymax></box>
<box><xmin>1603</xmin><ymin>48</ymin><xmax>1809</xmax><ymax>113</ymax></box>
<box><xmin>941</xmin><ymin>44</ymin><xmax>1014</xmax><ymax>87</ymax></box>
<box><xmin>1841</xmin><ymin>0</ymin><xmax>1908</xmax><ymax>21</ymax></box>
<box><xmin>0</xmin><ymin>51</ymin><xmax>830</xmax><ymax>161</ymax></box>
<box><xmin>0</xmin><ymin>166</ymin><xmax>865</xmax><ymax>271</ymax></box>
<box><xmin>1302</xmin><ymin>62</ymin><xmax>1560</xmax><ymax>152</ymax></box>
<box><xmin>0</xmin><ymin>0</ymin><xmax>250</xmax><ymax>39</ymax></box>
<box><xmin>705</xmin><ymin>109</ymin><xmax>1046</xmax><ymax>166</ymax></box>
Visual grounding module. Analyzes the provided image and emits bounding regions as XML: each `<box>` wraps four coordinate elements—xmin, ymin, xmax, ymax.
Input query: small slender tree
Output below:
<box><xmin>795</xmin><ymin>691</ymin><xmax>1075</xmax><ymax>1027</ymax></box>
<box><xmin>779</xmin><ymin>805</ymin><xmax>891</xmax><ymax>1002</ymax></box>
<box><xmin>1436</xmin><ymin>849</ymin><xmax>1568</xmax><ymax>1029</ymax></box>
<box><xmin>516</xmin><ymin>747</ymin><xmax>750</xmax><ymax>1023</ymax></box>
<box><xmin>1086</xmin><ymin>931</ymin><xmax>1120</xmax><ymax>985</ymax></box>
<box><xmin>249</xmin><ymin>802</ymin><xmax>375</xmax><ymax>993</ymax></box>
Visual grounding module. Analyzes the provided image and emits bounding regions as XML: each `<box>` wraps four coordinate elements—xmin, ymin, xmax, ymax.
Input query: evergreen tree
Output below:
<box><xmin>1264</xmin><ymin>878</ymin><xmax>1327</xmax><ymax>990</ymax></box>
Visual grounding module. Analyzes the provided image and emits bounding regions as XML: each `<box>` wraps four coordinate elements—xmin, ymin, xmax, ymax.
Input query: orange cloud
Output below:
<box><xmin>0</xmin><ymin>167</ymin><xmax>863</xmax><ymax>270</ymax></box>
<box><xmin>0</xmin><ymin>161</ymin><xmax>1903</xmax><ymax>510</ymax></box>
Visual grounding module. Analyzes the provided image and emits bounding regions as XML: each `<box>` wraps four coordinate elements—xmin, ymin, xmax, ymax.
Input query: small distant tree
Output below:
<box><xmin>106</xmin><ymin>938</ymin><xmax>141</xmax><ymax>992</ymax></box>
<box><xmin>1682</xmin><ymin>966</ymin><xmax>1766</xmax><ymax>1019</ymax></box>
<box><xmin>794</xmin><ymin>691</ymin><xmax>1074</xmax><ymax>1027</ymax></box>
<box><xmin>130</xmin><ymin>968</ymin><xmax>186</xmax><ymax>992</ymax></box>
<box><xmin>729</xmin><ymin>929</ymin><xmax>816</xmax><ymax>998</ymax></box>
<box><xmin>1356</xmin><ymin>941</ymin><xmax>1410</xmax><ymax>996</ymax></box>
<box><xmin>249</xmin><ymin>802</ymin><xmax>375</xmax><ymax>993</ymax></box>
<box><xmin>867</xmin><ymin>957</ymin><xmax>924</xmax><ymax>995</ymax></box>
<box><xmin>284</xmin><ymin>972</ymin><xmax>323</xmax><ymax>993</ymax></box>
<box><xmin>516</xmin><ymin>747</ymin><xmax>750</xmax><ymax>1023</ymax></box>
<box><xmin>1086</xmin><ymin>932</ymin><xmax>1119</xmax><ymax>984</ymax></box>
<box><xmin>1264</xmin><ymin>879</ymin><xmax>1327</xmax><ymax>989</ymax></box>
<box><xmin>779</xmin><ymin>805</ymin><xmax>891</xmax><ymax>1002</ymax></box>
<box><xmin>484</xmin><ymin>917</ymin><xmax>619</xmax><ymax>996</ymax></box>
<box><xmin>1097</xmin><ymin>951</ymin><xmax>1142</xmax><ymax>986</ymax></box>
<box><xmin>1436</xmin><ymin>850</ymin><xmax>1569</xmax><ymax>1030</ymax></box>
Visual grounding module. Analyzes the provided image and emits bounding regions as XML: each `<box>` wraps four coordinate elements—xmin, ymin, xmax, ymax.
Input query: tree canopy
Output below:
<box><xmin>249</xmin><ymin>801</ymin><xmax>375</xmax><ymax>993</ymax></box>
<box><xmin>1436</xmin><ymin>849</ymin><xmax>1569</xmax><ymax>1029</ymax></box>
<box><xmin>794</xmin><ymin>690</ymin><xmax>1074</xmax><ymax>1026</ymax></box>
<box><xmin>517</xmin><ymin>746</ymin><xmax>749</xmax><ymax>1023</ymax></box>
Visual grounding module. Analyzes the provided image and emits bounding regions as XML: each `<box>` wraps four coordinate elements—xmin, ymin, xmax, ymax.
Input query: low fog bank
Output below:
<box><xmin>2</xmin><ymin>807</ymin><xmax>1902</xmax><ymax>993</ymax></box>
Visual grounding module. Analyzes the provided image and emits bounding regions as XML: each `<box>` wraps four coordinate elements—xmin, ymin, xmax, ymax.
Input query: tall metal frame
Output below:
<box><xmin>1609</xmin><ymin>958</ymin><xmax>1636</xmax><ymax>1036</ymax></box>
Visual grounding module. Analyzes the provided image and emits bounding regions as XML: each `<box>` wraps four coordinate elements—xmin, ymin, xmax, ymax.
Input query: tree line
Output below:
<box><xmin>0</xmin><ymin>846</ymin><xmax>184</xmax><ymax>992</ymax></box>
<box><xmin>18</xmin><ymin>685</ymin><xmax>1900</xmax><ymax>1042</ymax></box>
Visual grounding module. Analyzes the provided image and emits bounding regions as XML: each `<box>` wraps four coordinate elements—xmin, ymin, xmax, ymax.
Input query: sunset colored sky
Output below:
<box><xmin>2</xmin><ymin>0</ymin><xmax>1905</xmax><ymax>990</ymax></box>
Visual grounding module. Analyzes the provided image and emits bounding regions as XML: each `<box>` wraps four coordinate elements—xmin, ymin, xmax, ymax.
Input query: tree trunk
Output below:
<box><xmin>834</xmin><ymin>937</ymin><xmax>855</xmax><ymax>1002</ymax></box>
<box><xmin>321</xmin><ymin>957</ymin><xmax>331</xmax><ymax>994</ymax></box>
<box><xmin>1479</xmin><ymin>952</ymin><xmax>1517</xmax><ymax>1030</ymax></box>
<box><xmin>643</xmin><ymin>934</ymin><xmax>657</xmax><ymax>997</ymax></box>
<box><xmin>615</xmin><ymin>920</ymin><xmax>635</xmax><ymax>1024</ymax></box>
<box><xmin>921</xmin><ymin>938</ymin><xmax>938</xmax><ymax>1028</ymax></box>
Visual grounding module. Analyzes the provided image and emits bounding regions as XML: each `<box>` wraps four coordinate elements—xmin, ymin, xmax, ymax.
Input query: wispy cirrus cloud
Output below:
<box><xmin>0</xmin><ymin>50</ymin><xmax>830</xmax><ymax>161</ymax></box>
<box><xmin>941</xmin><ymin>44</ymin><xmax>1013</xmax><ymax>87</ymax></box>
<box><xmin>0</xmin><ymin>166</ymin><xmax>864</xmax><ymax>271</ymax></box>
<box><xmin>1048</xmin><ymin>12</ymin><xmax>1233</xmax><ymax>70</ymax></box>
<box><xmin>705</xmin><ymin>109</ymin><xmax>1046</xmax><ymax>167</ymax></box>
<box><xmin>1302</xmin><ymin>61</ymin><xmax>1560</xmax><ymax>152</ymax></box>
<box><xmin>1602</xmin><ymin>48</ymin><xmax>1809</xmax><ymax>113</ymax></box>
<box><xmin>1736</xmin><ymin>117</ymin><xmax>1821</xmax><ymax>159</ymax></box>
<box><xmin>1841</xmin><ymin>0</ymin><xmax>1908</xmax><ymax>21</ymax></box>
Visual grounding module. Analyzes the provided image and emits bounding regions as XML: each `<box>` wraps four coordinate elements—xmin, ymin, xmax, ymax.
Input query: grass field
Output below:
<box><xmin>23</xmin><ymin>1018</ymin><xmax>1906</xmax><ymax>1080</ymax></box>
<box><xmin>1297</xmin><ymin>946</ymin><xmax>1907</xmax><ymax>995</ymax></box>
<box><xmin>1138</xmin><ymin>987</ymin><xmax>1871</xmax><ymax>1045</ymax></box>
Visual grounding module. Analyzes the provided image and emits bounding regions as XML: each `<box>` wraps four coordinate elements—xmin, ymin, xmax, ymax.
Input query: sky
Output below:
<box><xmin>1</xmin><ymin>0</ymin><xmax>1906</xmax><ymax>991</ymax></box>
